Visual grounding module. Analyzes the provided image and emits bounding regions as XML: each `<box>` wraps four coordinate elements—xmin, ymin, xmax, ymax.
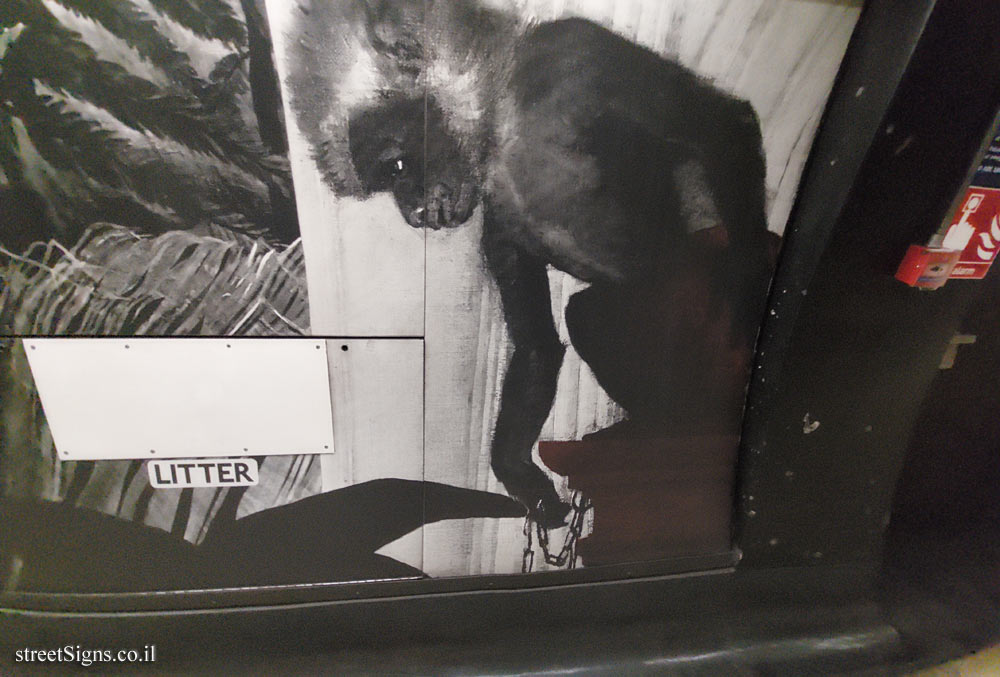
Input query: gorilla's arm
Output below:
<box><xmin>482</xmin><ymin>205</ymin><xmax>570</xmax><ymax>526</ymax></box>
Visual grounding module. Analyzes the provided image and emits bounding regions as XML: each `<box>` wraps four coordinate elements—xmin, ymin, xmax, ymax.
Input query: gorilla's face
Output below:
<box><xmin>348</xmin><ymin>95</ymin><xmax>479</xmax><ymax>229</ymax></box>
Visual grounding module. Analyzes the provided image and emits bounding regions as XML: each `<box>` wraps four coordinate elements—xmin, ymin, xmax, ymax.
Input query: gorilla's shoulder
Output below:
<box><xmin>513</xmin><ymin>17</ymin><xmax>691</xmax><ymax>109</ymax></box>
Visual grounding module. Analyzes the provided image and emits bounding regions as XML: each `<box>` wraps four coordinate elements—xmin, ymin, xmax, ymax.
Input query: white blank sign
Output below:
<box><xmin>25</xmin><ymin>338</ymin><xmax>336</xmax><ymax>461</ymax></box>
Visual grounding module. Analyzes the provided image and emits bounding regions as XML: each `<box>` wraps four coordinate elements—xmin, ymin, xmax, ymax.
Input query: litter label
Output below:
<box><xmin>148</xmin><ymin>458</ymin><xmax>259</xmax><ymax>488</ymax></box>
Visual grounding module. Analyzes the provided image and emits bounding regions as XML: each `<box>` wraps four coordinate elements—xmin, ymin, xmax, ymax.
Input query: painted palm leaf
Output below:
<box><xmin>0</xmin><ymin>0</ymin><xmax>297</xmax><ymax>251</ymax></box>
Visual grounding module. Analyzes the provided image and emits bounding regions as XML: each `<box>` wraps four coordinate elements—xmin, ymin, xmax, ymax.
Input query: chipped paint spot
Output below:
<box><xmin>4</xmin><ymin>554</ymin><xmax>23</xmax><ymax>590</ymax></box>
<box><xmin>0</xmin><ymin>23</ymin><xmax>25</xmax><ymax>64</ymax></box>
<box><xmin>802</xmin><ymin>413</ymin><xmax>820</xmax><ymax>434</ymax></box>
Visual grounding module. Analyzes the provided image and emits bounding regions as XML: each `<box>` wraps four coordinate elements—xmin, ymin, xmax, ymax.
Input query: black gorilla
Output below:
<box><xmin>289</xmin><ymin>2</ymin><xmax>776</xmax><ymax>526</ymax></box>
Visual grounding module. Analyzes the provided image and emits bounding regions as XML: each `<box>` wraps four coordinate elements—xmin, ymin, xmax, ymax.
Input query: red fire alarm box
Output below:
<box><xmin>895</xmin><ymin>245</ymin><xmax>962</xmax><ymax>288</ymax></box>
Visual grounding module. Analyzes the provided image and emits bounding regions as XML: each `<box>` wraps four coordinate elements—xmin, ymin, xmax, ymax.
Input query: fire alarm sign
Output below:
<box><xmin>943</xmin><ymin>187</ymin><xmax>1000</xmax><ymax>279</ymax></box>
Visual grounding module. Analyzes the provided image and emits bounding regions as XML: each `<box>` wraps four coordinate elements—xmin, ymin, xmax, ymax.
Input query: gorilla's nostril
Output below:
<box><xmin>408</xmin><ymin>206</ymin><xmax>426</xmax><ymax>227</ymax></box>
<box><xmin>455</xmin><ymin>185</ymin><xmax>477</xmax><ymax>218</ymax></box>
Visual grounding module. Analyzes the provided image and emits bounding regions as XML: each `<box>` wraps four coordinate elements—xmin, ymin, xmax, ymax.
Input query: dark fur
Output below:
<box><xmin>288</xmin><ymin>1</ymin><xmax>775</xmax><ymax>526</ymax></box>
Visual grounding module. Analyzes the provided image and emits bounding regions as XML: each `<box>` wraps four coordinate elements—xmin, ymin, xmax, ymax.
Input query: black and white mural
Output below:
<box><xmin>0</xmin><ymin>0</ymin><xmax>862</xmax><ymax>592</ymax></box>
<box><xmin>267</xmin><ymin>0</ymin><xmax>860</xmax><ymax>575</ymax></box>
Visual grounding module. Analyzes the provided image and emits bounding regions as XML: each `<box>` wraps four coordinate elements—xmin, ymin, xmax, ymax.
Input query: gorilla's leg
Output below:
<box><xmin>566</xmin><ymin>261</ymin><xmax>754</xmax><ymax>435</ymax></box>
<box><xmin>565</xmin><ymin>283</ymin><xmax>656</xmax><ymax>420</ymax></box>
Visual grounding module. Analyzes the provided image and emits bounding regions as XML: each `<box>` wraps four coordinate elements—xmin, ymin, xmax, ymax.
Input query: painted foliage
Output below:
<box><xmin>0</xmin><ymin>0</ymin><xmax>303</xmax><ymax>334</ymax></box>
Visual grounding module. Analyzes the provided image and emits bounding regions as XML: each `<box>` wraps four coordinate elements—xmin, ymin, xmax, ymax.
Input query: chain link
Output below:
<box><xmin>521</xmin><ymin>490</ymin><xmax>592</xmax><ymax>573</ymax></box>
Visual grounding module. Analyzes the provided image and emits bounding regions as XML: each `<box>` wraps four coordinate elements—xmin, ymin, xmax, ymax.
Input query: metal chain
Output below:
<box><xmin>521</xmin><ymin>514</ymin><xmax>535</xmax><ymax>573</ymax></box>
<box><xmin>521</xmin><ymin>491</ymin><xmax>592</xmax><ymax>573</ymax></box>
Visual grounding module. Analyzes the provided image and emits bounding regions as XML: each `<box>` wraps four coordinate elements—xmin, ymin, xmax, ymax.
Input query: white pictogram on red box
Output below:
<box><xmin>944</xmin><ymin>188</ymin><xmax>1000</xmax><ymax>279</ymax></box>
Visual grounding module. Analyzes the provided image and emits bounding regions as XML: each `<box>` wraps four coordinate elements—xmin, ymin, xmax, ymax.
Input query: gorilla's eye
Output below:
<box><xmin>371</xmin><ymin>145</ymin><xmax>410</xmax><ymax>187</ymax></box>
